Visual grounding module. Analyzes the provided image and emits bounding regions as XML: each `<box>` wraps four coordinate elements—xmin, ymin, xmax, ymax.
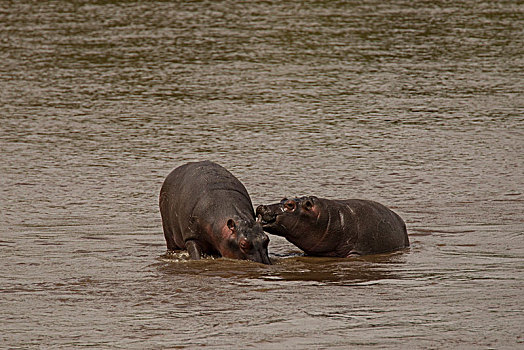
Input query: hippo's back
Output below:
<box><xmin>161</xmin><ymin>161</ymin><xmax>250</xmax><ymax>203</ymax></box>
<box><xmin>337</xmin><ymin>199</ymin><xmax>409</xmax><ymax>254</ymax></box>
<box><xmin>160</xmin><ymin>161</ymin><xmax>253</xmax><ymax>223</ymax></box>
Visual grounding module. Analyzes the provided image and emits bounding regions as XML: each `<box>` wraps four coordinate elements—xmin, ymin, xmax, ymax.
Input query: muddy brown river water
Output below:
<box><xmin>1</xmin><ymin>1</ymin><xmax>523</xmax><ymax>348</ymax></box>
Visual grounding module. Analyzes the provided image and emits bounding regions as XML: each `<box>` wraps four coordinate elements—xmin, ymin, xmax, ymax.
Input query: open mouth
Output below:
<box><xmin>256</xmin><ymin>214</ymin><xmax>276</xmax><ymax>226</ymax></box>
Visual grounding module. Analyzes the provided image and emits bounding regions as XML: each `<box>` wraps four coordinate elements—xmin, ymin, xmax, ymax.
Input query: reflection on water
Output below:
<box><xmin>1</xmin><ymin>0</ymin><xmax>523</xmax><ymax>348</ymax></box>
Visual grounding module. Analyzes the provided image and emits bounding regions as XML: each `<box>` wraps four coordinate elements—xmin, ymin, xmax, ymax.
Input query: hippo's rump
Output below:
<box><xmin>336</xmin><ymin>199</ymin><xmax>409</xmax><ymax>254</ymax></box>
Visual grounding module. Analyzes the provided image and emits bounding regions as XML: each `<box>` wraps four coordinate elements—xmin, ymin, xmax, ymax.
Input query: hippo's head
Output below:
<box><xmin>256</xmin><ymin>196</ymin><xmax>323</xmax><ymax>253</ymax></box>
<box><xmin>221</xmin><ymin>218</ymin><xmax>271</xmax><ymax>265</ymax></box>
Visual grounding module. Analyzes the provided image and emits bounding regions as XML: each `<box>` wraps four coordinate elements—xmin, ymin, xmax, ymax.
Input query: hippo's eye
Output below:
<box><xmin>284</xmin><ymin>200</ymin><xmax>296</xmax><ymax>212</ymax></box>
<box><xmin>239</xmin><ymin>239</ymin><xmax>250</xmax><ymax>251</ymax></box>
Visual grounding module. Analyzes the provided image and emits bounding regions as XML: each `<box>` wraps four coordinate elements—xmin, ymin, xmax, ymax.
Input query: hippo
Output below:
<box><xmin>159</xmin><ymin>161</ymin><xmax>271</xmax><ymax>264</ymax></box>
<box><xmin>256</xmin><ymin>196</ymin><xmax>409</xmax><ymax>257</ymax></box>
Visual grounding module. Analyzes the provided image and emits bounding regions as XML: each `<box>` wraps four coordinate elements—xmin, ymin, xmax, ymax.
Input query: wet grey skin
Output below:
<box><xmin>256</xmin><ymin>196</ymin><xmax>409</xmax><ymax>257</ymax></box>
<box><xmin>160</xmin><ymin>161</ymin><xmax>271</xmax><ymax>264</ymax></box>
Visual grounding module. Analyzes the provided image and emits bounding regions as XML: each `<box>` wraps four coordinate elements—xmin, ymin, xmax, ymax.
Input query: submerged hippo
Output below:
<box><xmin>159</xmin><ymin>161</ymin><xmax>271</xmax><ymax>264</ymax></box>
<box><xmin>256</xmin><ymin>196</ymin><xmax>409</xmax><ymax>257</ymax></box>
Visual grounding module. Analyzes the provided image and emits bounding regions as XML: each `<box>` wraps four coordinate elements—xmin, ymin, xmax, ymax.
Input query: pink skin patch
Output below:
<box><xmin>310</xmin><ymin>205</ymin><xmax>320</xmax><ymax>218</ymax></box>
<box><xmin>220</xmin><ymin>223</ymin><xmax>234</xmax><ymax>240</ymax></box>
<box><xmin>218</xmin><ymin>222</ymin><xmax>238</xmax><ymax>259</ymax></box>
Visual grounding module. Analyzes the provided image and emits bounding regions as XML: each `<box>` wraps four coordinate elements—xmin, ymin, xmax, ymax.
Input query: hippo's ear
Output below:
<box><xmin>302</xmin><ymin>199</ymin><xmax>313</xmax><ymax>211</ymax></box>
<box><xmin>226</xmin><ymin>219</ymin><xmax>237</xmax><ymax>238</ymax></box>
<box><xmin>227</xmin><ymin>219</ymin><xmax>237</xmax><ymax>231</ymax></box>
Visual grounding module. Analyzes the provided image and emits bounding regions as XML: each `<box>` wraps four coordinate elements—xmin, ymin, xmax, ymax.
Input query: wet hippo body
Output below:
<box><xmin>256</xmin><ymin>196</ymin><xmax>409</xmax><ymax>257</ymax></box>
<box><xmin>160</xmin><ymin>161</ymin><xmax>271</xmax><ymax>264</ymax></box>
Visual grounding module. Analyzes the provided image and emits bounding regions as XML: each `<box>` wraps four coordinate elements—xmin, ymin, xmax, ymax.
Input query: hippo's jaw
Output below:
<box><xmin>245</xmin><ymin>247</ymin><xmax>272</xmax><ymax>265</ymax></box>
<box><xmin>256</xmin><ymin>204</ymin><xmax>286</xmax><ymax>232</ymax></box>
<box><xmin>256</xmin><ymin>203</ymin><xmax>298</xmax><ymax>238</ymax></box>
<box><xmin>256</xmin><ymin>213</ymin><xmax>276</xmax><ymax>226</ymax></box>
<box><xmin>255</xmin><ymin>213</ymin><xmax>288</xmax><ymax>238</ymax></box>
<box><xmin>255</xmin><ymin>204</ymin><xmax>281</xmax><ymax>227</ymax></box>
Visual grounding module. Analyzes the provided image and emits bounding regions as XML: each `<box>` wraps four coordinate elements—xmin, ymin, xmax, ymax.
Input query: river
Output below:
<box><xmin>1</xmin><ymin>0</ymin><xmax>523</xmax><ymax>348</ymax></box>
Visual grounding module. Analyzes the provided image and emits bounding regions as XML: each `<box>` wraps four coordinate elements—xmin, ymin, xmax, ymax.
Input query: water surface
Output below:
<box><xmin>1</xmin><ymin>0</ymin><xmax>523</xmax><ymax>348</ymax></box>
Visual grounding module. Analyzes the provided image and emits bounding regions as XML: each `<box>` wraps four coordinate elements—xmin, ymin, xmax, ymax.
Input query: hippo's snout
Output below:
<box><xmin>256</xmin><ymin>205</ymin><xmax>277</xmax><ymax>226</ymax></box>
